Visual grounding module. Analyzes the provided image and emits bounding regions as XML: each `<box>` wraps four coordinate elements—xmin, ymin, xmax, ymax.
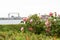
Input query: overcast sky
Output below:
<box><xmin>0</xmin><ymin>0</ymin><xmax>60</xmax><ymax>17</ymax></box>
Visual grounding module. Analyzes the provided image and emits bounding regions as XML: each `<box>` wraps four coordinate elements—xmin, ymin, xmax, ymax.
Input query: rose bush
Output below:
<box><xmin>25</xmin><ymin>14</ymin><xmax>45</xmax><ymax>34</ymax></box>
<box><xmin>21</xmin><ymin>12</ymin><xmax>60</xmax><ymax>37</ymax></box>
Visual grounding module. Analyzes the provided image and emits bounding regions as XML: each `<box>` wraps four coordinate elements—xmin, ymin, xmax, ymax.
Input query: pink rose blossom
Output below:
<box><xmin>45</xmin><ymin>19</ymin><xmax>51</xmax><ymax>27</ymax></box>
<box><xmin>20</xmin><ymin>27</ymin><xmax>24</xmax><ymax>31</ymax></box>
<box><xmin>30</xmin><ymin>19</ymin><xmax>33</xmax><ymax>23</ymax></box>
<box><xmin>23</xmin><ymin>17</ymin><xmax>28</xmax><ymax>22</ymax></box>
<box><xmin>28</xmin><ymin>27</ymin><xmax>33</xmax><ymax>31</ymax></box>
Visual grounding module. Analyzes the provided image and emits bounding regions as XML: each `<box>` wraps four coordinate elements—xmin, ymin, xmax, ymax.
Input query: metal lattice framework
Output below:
<box><xmin>8</xmin><ymin>12</ymin><xmax>20</xmax><ymax>18</ymax></box>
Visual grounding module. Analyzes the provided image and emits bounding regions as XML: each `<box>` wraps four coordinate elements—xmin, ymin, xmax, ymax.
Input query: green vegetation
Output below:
<box><xmin>0</xmin><ymin>13</ymin><xmax>60</xmax><ymax>40</ymax></box>
<box><xmin>0</xmin><ymin>24</ymin><xmax>60</xmax><ymax>40</ymax></box>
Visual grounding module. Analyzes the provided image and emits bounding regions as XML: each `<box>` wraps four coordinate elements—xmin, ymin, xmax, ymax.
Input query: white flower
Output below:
<box><xmin>40</xmin><ymin>19</ymin><xmax>43</xmax><ymax>22</ymax></box>
<box><xmin>54</xmin><ymin>19</ymin><xmax>56</xmax><ymax>21</ymax></box>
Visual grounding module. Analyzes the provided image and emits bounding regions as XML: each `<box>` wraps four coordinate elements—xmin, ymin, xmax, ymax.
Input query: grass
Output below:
<box><xmin>0</xmin><ymin>24</ymin><xmax>60</xmax><ymax>40</ymax></box>
<box><xmin>0</xmin><ymin>31</ymin><xmax>60</xmax><ymax>40</ymax></box>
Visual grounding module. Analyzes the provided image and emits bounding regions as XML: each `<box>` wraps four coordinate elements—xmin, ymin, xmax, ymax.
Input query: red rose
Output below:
<box><xmin>49</xmin><ymin>12</ymin><xmax>53</xmax><ymax>16</ymax></box>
